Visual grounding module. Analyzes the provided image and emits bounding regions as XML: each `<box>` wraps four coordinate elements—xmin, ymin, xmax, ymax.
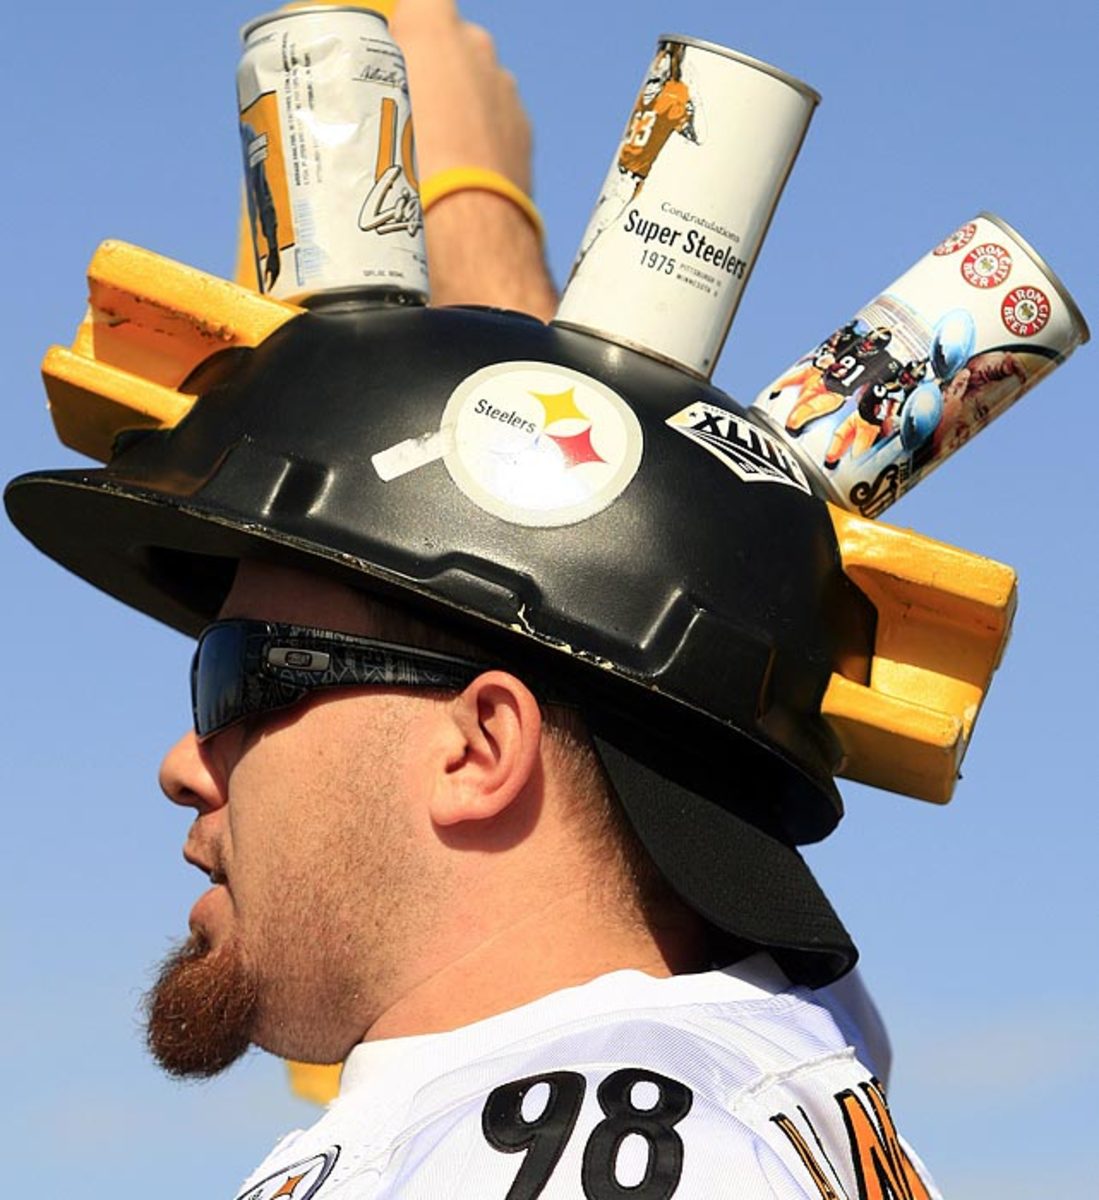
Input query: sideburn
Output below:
<box><xmin>144</xmin><ymin>932</ymin><xmax>259</xmax><ymax>1078</ymax></box>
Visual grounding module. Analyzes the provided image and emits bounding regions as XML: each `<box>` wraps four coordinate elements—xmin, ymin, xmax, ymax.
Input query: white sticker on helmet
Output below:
<box><xmin>372</xmin><ymin>427</ymin><xmax>454</xmax><ymax>482</ymax></box>
<box><xmin>438</xmin><ymin>362</ymin><xmax>643</xmax><ymax>527</ymax></box>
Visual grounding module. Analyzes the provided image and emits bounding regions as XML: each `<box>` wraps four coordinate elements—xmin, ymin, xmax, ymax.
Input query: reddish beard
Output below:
<box><xmin>144</xmin><ymin>931</ymin><xmax>259</xmax><ymax>1078</ymax></box>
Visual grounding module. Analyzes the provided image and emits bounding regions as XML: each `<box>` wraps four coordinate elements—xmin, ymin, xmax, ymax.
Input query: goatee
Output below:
<box><xmin>144</xmin><ymin>930</ymin><xmax>259</xmax><ymax>1078</ymax></box>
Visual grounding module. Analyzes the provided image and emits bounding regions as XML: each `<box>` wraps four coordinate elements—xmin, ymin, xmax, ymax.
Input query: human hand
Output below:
<box><xmin>391</xmin><ymin>0</ymin><xmax>556</xmax><ymax>318</ymax></box>
<box><xmin>392</xmin><ymin>0</ymin><xmax>532</xmax><ymax>192</ymax></box>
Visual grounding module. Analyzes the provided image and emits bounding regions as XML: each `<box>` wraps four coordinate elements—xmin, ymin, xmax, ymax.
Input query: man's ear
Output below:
<box><xmin>428</xmin><ymin>671</ymin><xmax>543</xmax><ymax>827</ymax></box>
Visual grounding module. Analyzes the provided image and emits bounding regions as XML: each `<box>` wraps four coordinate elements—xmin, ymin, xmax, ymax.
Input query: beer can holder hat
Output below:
<box><xmin>5</xmin><ymin>243</ymin><xmax>1015</xmax><ymax>987</ymax></box>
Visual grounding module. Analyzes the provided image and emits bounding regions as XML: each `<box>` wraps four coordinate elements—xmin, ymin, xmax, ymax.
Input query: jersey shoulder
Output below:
<box><xmin>365</xmin><ymin>997</ymin><xmax>934</xmax><ymax>1200</ymax></box>
<box><xmin>236</xmin><ymin>975</ymin><xmax>927</xmax><ymax>1200</ymax></box>
<box><xmin>371</xmin><ymin>1061</ymin><xmax>836</xmax><ymax>1200</ymax></box>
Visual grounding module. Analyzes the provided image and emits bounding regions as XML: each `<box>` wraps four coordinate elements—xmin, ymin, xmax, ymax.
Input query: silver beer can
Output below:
<box><xmin>238</xmin><ymin>4</ymin><xmax>429</xmax><ymax>304</ymax></box>
<box><xmin>555</xmin><ymin>35</ymin><xmax>819</xmax><ymax>378</ymax></box>
<box><xmin>750</xmin><ymin>213</ymin><xmax>1089</xmax><ymax>517</ymax></box>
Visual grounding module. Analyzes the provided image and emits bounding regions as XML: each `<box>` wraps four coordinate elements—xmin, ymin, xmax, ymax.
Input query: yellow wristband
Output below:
<box><xmin>420</xmin><ymin>168</ymin><xmax>544</xmax><ymax>242</ymax></box>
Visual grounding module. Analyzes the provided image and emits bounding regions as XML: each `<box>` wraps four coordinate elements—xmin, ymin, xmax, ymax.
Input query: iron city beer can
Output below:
<box><xmin>555</xmin><ymin>35</ymin><xmax>820</xmax><ymax>379</ymax></box>
<box><xmin>237</xmin><ymin>5</ymin><xmax>429</xmax><ymax>304</ymax></box>
<box><xmin>750</xmin><ymin>213</ymin><xmax>1089</xmax><ymax>518</ymax></box>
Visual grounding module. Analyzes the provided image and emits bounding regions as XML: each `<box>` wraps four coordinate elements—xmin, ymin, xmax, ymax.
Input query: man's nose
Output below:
<box><xmin>158</xmin><ymin>730</ymin><xmax>227</xmax><ymax>814</ymax></box>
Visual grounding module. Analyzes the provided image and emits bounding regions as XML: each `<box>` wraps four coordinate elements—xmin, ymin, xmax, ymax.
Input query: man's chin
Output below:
<box><xmin>144</xmin><ymin>930</ymin><xmax>259</xmax><ymax>1079</ymax></box>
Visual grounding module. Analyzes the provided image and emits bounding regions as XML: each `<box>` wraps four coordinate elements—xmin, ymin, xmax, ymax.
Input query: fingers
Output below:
<box><xmin>462</xmin><ymin>20</ymin><xmax>495</xmax><ymax>60</ymax></box>
<box><xmin>386</xmin><ymin>0</ymin><xmax>554</xmax><ymax>317</ymax></box>
<box><xmin>390</xmin><ymin>1</ymin><xmax>533</xmax><ymax>192</ymax></box>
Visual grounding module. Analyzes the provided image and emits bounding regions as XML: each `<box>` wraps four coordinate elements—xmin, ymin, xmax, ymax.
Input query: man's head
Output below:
<box><xmin>9</xmin><ymin>303</ymin><xmax>871</xmax><ymax>1044</ymax></box>
<box><xmin>147</xmin><ymin>560</ymin><xmax>693</xmax><ymax>1076</ymax></box>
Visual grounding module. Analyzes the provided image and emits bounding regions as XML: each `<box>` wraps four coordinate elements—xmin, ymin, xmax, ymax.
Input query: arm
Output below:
<box><xmin>392</xmin><ymin>0</ymin><xmax>558</xmax><ymax>319</ymax></box>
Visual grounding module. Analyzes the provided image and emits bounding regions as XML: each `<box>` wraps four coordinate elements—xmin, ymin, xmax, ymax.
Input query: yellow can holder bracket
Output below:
<box><xmin>43</xmin><ymin>240</ymin><xmax>303</xmax><ymax>464</ymax></box>
<box><xmin>824</xmin><ymin>506</ymin><xmax>1016</xmax><ymax>805</ymax></box>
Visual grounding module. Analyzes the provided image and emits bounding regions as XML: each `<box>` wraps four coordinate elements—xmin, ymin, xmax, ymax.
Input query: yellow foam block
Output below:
<box><xmin>86</xmin><ymin>240</ymin><xmax>301</xmax><ymax>387</ymax></box>
<box><xmin>46</xmin><ymin>241</ymin><xmax>303</xmax><ymax>462</ymax></box>
<box><xmin>822</xmin><ymin>675</ymin><xmax>964</xmax><ymax>803</ymax></box>
<box><xmin>825</xmin><ymin>506</ymin><xmax>1017</xmax><ymax>803</ymax></box>
<box><xmin>43</xmin><ymin>346</ymin><xmax>196</xmax><ymax>463</ymax></box>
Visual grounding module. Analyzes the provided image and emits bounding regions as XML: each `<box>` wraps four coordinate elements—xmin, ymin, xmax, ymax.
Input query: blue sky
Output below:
<box><xmin>3</xmin><ymin>1</ymin><xmax>1096</xmax><ymax>1195</ymax></box>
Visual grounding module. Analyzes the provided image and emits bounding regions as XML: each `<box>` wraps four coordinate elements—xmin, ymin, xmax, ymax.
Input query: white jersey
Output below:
<box><xmin>234</xmin><ymin>956</ymin><xmax>938</xmax><ymax>1200</ymax></box>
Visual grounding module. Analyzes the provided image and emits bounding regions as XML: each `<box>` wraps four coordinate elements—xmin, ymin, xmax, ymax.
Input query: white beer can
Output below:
<box><xmin>238</xmin><ymin>5</ymin><xmax>429</xmax><ymax>304</ymax></box>
<box><xmin>750</xmin><ymin>213</ymin><xmax>1089</xmax><ymax>517</ymax></box>
<box><xmin>555</xmin><ymin>35</ymin><xmax>819</xmax><ymax>378</ymax></box>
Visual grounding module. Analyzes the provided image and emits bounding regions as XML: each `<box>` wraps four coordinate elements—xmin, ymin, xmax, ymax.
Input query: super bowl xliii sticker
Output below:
<box><xmin>667</xmin><ymin>402</ymin><xmax>811</xmax><ymax>494</ymax></box>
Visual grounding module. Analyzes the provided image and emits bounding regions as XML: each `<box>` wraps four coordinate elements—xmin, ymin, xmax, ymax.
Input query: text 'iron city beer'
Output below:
<box><xmin>750</xmin><ymin>213</ymin><xmax>1089</xmax><ymax>517</ymax></box>
<box><xmin>238</xmin><ymin>5</ymin><xmax>428</xmax><ymax>304</ymax></box>
<box><xmin>555</xmin><ymin>35</ymin><xmax>819</xmax><ymax>379</ymax></box>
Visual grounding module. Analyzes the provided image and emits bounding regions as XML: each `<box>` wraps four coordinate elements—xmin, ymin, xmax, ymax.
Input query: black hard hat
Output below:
<box><xmin>6</xmin><ymin>302</ymin><xmax>876</xmax><ymax>985</ymax></box>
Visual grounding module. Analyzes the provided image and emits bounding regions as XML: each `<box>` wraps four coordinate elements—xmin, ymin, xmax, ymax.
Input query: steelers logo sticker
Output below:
<box><xmin>441</xmin><ymin>362</ymin><xmax>643</xmax><ymax>527</ymax></box>
<box><xmin>235</xmin><ymin>1148</ymin><xmax>340</xmax><ymax>1200</ymax></box>
<box><xmin>961</xmin><ymin>243</ymin><xmax>1012</xmax><ymax>289</ymax></box>
<box><xmin>933</xmin><ymin>222</ymin><xmax>977</xmax><ymax>256</ymax></box>
<box><xmin>1001</xmin><ymin>285</ymin><xmax>1052</xmax><ymax>337</ymax></box>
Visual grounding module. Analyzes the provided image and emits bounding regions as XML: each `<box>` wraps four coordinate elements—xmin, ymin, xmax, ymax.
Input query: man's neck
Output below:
<box><xmin>362</xmin><ymin>884</ymin><xmax>707</xmax><ymax>1044</ymax></box>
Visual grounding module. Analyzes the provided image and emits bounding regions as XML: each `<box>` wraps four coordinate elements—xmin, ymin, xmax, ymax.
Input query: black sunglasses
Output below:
<box><xmin>191</xmin><ymin>619</ymin><xmax>494</xmax><ymax>741</ymax></box>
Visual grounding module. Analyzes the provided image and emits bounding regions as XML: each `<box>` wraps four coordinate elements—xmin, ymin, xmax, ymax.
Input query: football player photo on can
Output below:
<box><xmin>750</xmin><ymin>212</ymin><xmax>1089</xmax><ymax>517</ymax></box>
<box><xmin>555</xmin><ymin>35</ymin><xmax>819</xmax><ymax>379</ymax></box>
<box><xmin>238</xmin><ymin>4</ymin><xmax>429</xmax><ymax>305</ymax></box>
